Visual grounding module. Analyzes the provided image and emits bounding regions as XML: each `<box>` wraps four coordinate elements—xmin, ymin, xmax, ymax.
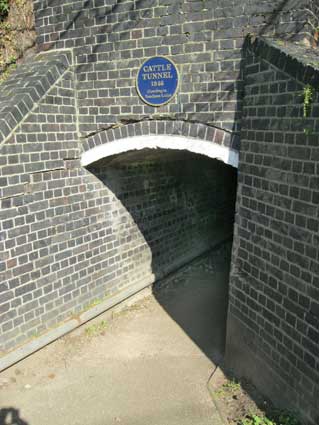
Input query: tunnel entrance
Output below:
<box><xmin>0</xmin><ymin>147</ymin><xmax>239</xmax><ymax>425</ymax></box>
<box><xmin>87</xmin><ymin>148</ymin><xmax>237</xmax><ymax>359</ymax></box>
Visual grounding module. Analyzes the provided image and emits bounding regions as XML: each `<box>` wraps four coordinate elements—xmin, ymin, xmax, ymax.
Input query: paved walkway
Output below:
<box><xmin>0</xmin><ymin>244</ymin><xmax>231</xmax><ymax>425</ymax></box>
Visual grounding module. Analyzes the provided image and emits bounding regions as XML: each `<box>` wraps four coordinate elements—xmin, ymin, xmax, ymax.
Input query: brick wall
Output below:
<box><xmin>0</xmin><ymin>52</ymin><xmax>79</xmax><ymax>352</ymax></box>
<box><xmin>33</xmin><ymin>0</ymin><xmax>309</xmax><ymax>137</ymax></box>
<box><xmin>226</xmin><ymin>38</ymin><xmax>319</xmax><ymax>425</ymax></box>
<box><xmin>89</xmin><ymin>150</ymin><xmax>237</xmax><ymax>281</ymax></box>
<box><xmin>0</xmin><ymin>49</ymin><xmax>237</xmax><ymax>353</ymax></box>
<box><xmin>1</xmin><ymin>4</ymin><xmax>319</xmax><ymax>421</ymax></box>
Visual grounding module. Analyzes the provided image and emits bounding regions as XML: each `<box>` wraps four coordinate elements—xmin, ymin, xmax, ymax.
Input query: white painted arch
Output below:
<box><xmin>81</xmin><ymin>135</ymin><xmax>239</xmax><ymax>168</ymax></box>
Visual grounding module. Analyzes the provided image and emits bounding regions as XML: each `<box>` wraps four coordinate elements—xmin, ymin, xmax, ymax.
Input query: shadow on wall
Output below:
<box><xmin>41</xmin><ymin>0</ymin><xmax>158</xmax><ymax>50</ymax></box>
<box><xmin>229</xmin><ymin>0</ymin><xmax>303</xmax><ymax>137</ymax></box>
<box><xmin>43</xmin><ymin>0</ymin><xmax>304</xmax><ymax>49</ymax></box>
<box><xmin>38</xmin><ymin>0</ymin><xmax>308</xmax><ymax>139</ymax></box>
<box><xmin>88</xmin><ymin>148</ymin><xmax>237</xmax><ymax>282</ymax></box>
<box><xmin>87</xmin><ymin>148</ymin><xmax>238</xmax><ymax>364</ymax></box>
<box><xmin>87</xmin><ymin>145</ymin><xmax>303</xmax><ymax>423</ymax></box>
<box><xmin>0</xmin><ymin>408</ymin><xmax>29</xmax><ymax>425</ymax></box>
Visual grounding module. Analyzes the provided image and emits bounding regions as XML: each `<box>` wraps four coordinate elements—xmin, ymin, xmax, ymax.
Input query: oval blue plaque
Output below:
<box><xmin>136</xmin><ymin>56</ymin><xmax>179</xmax><ymax>107</ymax></box>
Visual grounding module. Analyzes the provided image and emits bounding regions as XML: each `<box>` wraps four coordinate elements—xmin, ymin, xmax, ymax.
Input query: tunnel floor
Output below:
<box><xmin>0</xmin><ymin>243</ymin><xmax>232</xmax><ymax>425</ymax></box>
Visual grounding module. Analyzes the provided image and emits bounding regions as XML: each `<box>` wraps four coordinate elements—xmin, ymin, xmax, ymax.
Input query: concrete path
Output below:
<box><xmin>0</xmin><ymin>244</ymin><xmax>231</xmax><ymax>425</ymax></box>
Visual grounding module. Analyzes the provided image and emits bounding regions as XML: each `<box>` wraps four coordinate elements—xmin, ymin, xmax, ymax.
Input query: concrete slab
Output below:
<box><xmin>0</xmin><ymin>244</ymin><xmax>231</xmax><ymax>425</ymax></box>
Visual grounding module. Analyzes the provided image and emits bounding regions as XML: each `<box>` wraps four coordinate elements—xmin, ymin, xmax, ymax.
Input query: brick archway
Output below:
<box><xmin>81</xmin><ymin>120</ymin><xmax>240</xmax><ymax>168</ymax></box>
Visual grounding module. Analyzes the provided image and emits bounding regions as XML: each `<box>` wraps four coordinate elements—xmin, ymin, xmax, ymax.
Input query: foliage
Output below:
<box><xmin>85</xmin><ymin>320</ymin><xmax>108</xmax><ymax>337</ymax></box>
<box><xmin>0</xmin><ymin>61</ymin><xmax>16</xmax><ymax>82</ymax></box>
<box><xmin>0</xmin><ymin>0</ymin><xmax>36</xmax><ymax>84</ymax></box>
<box><xmin>303</xmin><ymin>85</ymin><xmax>314</xmax><ymax>117</ymax></box>
<box><xmin>240</xmin><ymin>412</ymin><xmax>301</xmax><ymax>425</ymax></box>
<box><xmin>241</xmin><ymin>415</ymin><xmax>275</xmax><ymax>425</ymax></box>
<box><xmin>215</xmin><ymin>380</ymin><xmax>241</xmax><ymax>397</ymax></box>
<box><xmin>0</xmin><ymin>0</ymin><xmax>9</xmax><ymax>19</ymax></box>
<box><xmin>304</xmin><ymin>1</ymin><xmax>319</xmax><ymax>31</ymax></box>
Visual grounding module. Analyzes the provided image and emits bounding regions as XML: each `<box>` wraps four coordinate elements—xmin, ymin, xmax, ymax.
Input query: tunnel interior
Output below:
<box><xmin>88</xmin><ymin>148</ymin><xmax>238</xmax><ymax>359</ymax></box>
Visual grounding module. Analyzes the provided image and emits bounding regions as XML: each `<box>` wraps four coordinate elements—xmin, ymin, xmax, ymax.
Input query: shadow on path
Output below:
<box><xmin>0</xmin><ymin>408</ymin><xmax>29</xmax><ymax>425</ymax></box>
<box><xmin>153</xmin><ymin>243</ymin><xmax>232</xmax><ymax>366</ymax></box>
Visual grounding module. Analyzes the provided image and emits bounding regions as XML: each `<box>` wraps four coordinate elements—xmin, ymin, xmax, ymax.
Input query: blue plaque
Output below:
<box><xmin>136</xmin><ymin>56</ymin><xmax>179</xmax><ymax>106</ymax></box>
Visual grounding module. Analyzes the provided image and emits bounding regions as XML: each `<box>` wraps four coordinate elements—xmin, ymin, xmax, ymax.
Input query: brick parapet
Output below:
<box><xmin>0</xmin><ymin>51</ymin><xmax>73</xmax><ymax>144</ymax></box>
<box><xmin>245</xmin><ymin>36</ymin><xmax>319</xmax><ymax>87</ymax></box>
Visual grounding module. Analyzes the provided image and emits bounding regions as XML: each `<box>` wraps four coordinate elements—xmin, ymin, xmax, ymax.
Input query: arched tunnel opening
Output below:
<box><xmin>87</xmin><ymin>148</ymin><xmax>238</xmax><ymax>361</ymax></box>
<box><xmin>0</xmin><ymin>146</ymin><xmax>239</xmax><ymax>425</ymax></box>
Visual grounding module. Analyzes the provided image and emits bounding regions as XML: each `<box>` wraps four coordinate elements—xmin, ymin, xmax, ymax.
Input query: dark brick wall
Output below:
<box><xmin>0</xmin><ymin>51</ymin><xmax>72</xmax><ymax>143</ymax></box>
<box><xmin>1</xmin><ymin>4</ymin><xmax>318</xmax><ymax>422</ymax></box>
<box><xmin>0</xmin><ymin>54</ymin><xmax>79</xmax><ymax>352</ymax></box>
<box><xmin>226</xmin><ymin>38</ymin><xmax>319</xmax><ymax>425</ymax></box>
<box><xmin>0</xmin><ymin>50</ymin><xmax>237</xmax><ymax>354</ymax></box>
<box><xmin>33</xmin><ymin>0</ymin><xmax>309</xmax><ymax>137</ymax></box>
<box><xmin>89</xmin><ymin>150</ymin><xmax>237</xmax><ymax>281</ymax></box>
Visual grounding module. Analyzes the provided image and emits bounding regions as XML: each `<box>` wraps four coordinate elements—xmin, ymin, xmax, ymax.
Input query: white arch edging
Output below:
<box><xmin>81</xmin><ymin>135</ymin><xmax>239</xmax><ymax>168</ymax></box>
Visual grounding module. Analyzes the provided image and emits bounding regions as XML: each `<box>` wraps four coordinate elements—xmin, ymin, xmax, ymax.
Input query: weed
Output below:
<box><xmin>0</xmin><ymin>0</ymin><xmax>9</xmax><ymax>19</ymax></box>
<box><xmin>8</xmin><ymin>55</ymin><xmax>17</xmax><ymax>64</ymax></box>
<box><xmin>85</xmin><ymin>320</ymin><xmax>108</xmax><ymax>337</ymax></box>
<box><xmin>215</xmin><ymin>379</ymin><xmax>241</xmax><ymax>397</ymax></box>
<box><xmin>88</xmin><ymin>298</ymin><xmax>103</xmax><ymax>308</ymax></box>
<box><xmin>0</xmin><ymin>62</ymin><xmax>17</xmax><ymax>83</ymax></box>
<box><xmin>83</xmin><ymin>292</ymin><xmax>114</xmax><ymax>312</ymax></box>
<box><xmin>303</xmin><ymin>85</ymin><xmax>314</xmax><ymax>117</ymax></box>
<box><xmin>303</xmin><ymin>127</ymin><xmax>313</xmax><ymax>135</ymax></box>
<box><xmin>223</xmin><ymin>380</ymin><xmax>241</xmax><ymax>391</ymax></box>
<box><xmin>240</xmin><ymin>411</ymin><xmax>301</xmax><ymax>425</ymax></box>
<box><xmin>240</xmin><ymin>415</ymin><xmax>275</xmax><ymax>425</ymax></box>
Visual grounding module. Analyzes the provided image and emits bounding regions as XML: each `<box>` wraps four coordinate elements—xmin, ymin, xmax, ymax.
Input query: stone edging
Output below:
<box><xmin>0</xmin><ymin>277</ymin><xmax>153</xmax><ymax>373</ymax></box>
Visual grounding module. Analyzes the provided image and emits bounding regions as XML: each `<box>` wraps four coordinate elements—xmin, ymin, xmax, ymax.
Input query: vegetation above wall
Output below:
<box><xmin>304</xmin><ymin>0</ymin><xmax>319</xmax><ymax>47</ymax></box>
<box><xmin>0</xmin><ymin>0</ymin><xmax>36</xmax><ymax>83</ymax></box>
<box><xmin>0</xmin><ymin>0</ymin><xmax>10</xmax><ymax>19</ymax></box>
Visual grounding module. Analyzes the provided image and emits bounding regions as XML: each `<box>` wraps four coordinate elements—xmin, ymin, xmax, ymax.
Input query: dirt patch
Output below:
<box><xmin>0</xmin><ymin>0</ymin><xmax>36</xmax><ymax>82</ymax></box>
<box><xmin>209</xmin><ymin>367</ymin><xmax>302</xmax><ymax>425</ymax></box>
